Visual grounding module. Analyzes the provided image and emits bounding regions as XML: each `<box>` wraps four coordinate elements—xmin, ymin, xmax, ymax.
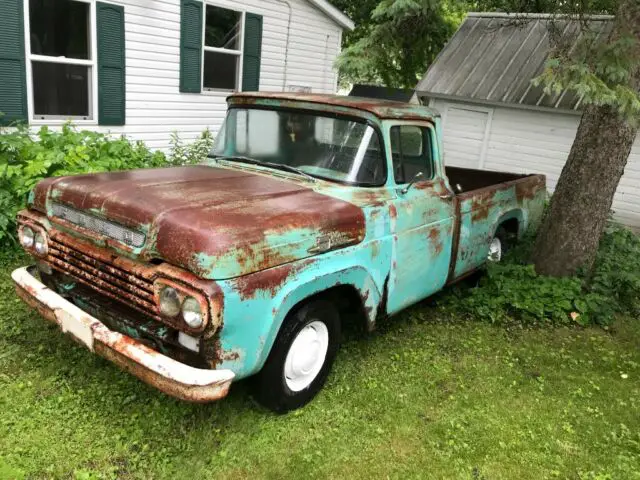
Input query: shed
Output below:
<box><xmin>416</xmin><ymin>12</ymin><xmax>640</xmax><ymax>229</ymax></box>
<box><xmin>0</xmin><ymin>0</ymin><xmax>353</xmax><ymax>150</ymax></box>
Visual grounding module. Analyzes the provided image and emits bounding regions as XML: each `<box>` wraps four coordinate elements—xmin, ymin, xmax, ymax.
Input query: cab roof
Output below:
<box><xmin>228</xmin><ymin>92</ymin><xmax>439</xmax><ymax>122</ymax></box>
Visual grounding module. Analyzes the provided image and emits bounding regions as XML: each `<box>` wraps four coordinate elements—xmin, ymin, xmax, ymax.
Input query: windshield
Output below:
<box><xmin>210</xmin><ymin>108</ymin><xmax>386</xmax><ymax>186</ymax></box>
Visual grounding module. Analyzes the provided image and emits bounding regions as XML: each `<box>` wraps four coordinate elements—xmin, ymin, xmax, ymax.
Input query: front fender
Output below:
<box><xmin>215</xmin><ymin>241</ymin><xmax>390</xmax><ymax>379</ymax></box>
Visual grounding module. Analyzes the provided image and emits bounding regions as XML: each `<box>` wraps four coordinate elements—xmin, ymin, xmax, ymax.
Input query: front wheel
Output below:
<box><xmin>252</xmin><ymin>299</ymin><xmax>341</xmax><ymax>413</ymax></box>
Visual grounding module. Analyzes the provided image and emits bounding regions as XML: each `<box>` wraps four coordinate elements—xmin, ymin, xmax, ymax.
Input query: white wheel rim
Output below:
<box><xmin>488</xmin><ymin>237</ymin><xmax>502</xmax><ymax>262</ymax></box>
<box><xmin>284</xmin><ymin>320</ymin><xmax>329</xmax><ymax>392</ymax></box>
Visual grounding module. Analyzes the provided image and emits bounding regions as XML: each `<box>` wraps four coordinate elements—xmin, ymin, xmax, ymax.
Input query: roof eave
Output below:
<box><xmin>466</xmin><ymin>11</ymin><xmax>614</xmax><ymax>20</ymax></box>
<box><xmin>418</xmin><ymin>92</ymin><xmax>583</xmax><ymax>115</ymax></box>
<box><xmin>307</xmin><ymin>0</ymin><xmax>355</xmax><ymax>30</ymax></box>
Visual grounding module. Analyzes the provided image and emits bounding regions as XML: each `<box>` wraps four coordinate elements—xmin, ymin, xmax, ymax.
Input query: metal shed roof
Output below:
<box><xmin>416</xmin><ymin>13</ymin><xmax>614</xmax><ymax>112</ymax></box>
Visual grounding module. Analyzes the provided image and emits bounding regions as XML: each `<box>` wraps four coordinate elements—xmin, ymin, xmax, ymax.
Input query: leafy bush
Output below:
<box><xmin>0</xmin><ymin>124</ymin><xmax>167</xmax><ymax>247</ymax></box>
<box><xmin>168</xmin><ymin>129</ymin><xmax>213</xmax><ymax>166</ymax></box>
<box><xmin>441</xmin><ymin>226</ymin><xmax>640</xmax><ymax>327</ymax></box>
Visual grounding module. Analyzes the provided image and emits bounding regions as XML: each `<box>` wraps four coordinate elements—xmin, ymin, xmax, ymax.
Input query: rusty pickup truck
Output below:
<box><xmin>13</xmin><ymin>93</ymin><xmax>546</xmax><ymax>412</ymax></box>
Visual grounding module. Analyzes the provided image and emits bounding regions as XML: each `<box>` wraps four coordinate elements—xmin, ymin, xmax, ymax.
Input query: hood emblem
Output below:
<box><xmin>308</xmin><ymin>236</ymin><xmax>332</xmax><ymax>254</ymax></box>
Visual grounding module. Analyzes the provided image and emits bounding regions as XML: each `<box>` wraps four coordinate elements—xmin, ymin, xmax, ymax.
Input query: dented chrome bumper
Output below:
<box><xmin>11</xmin><ymin>266</ymin><xmax>235</xmax><ymax>403</ymax></box>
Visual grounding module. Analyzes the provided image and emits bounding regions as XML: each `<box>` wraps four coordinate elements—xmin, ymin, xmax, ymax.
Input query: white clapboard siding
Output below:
<box><xmin>30</xmin><ymin>0</ymin><xmax>344</xmax><ymax>150</ymax></box>
<box><xmin>431</xmin><ymin>98</ymin><xmax>640</xmax><ymax>229</ymax></box>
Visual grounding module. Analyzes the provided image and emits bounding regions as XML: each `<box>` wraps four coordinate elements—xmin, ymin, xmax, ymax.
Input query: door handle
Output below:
<box><xmin>440</xmin><ymin>191</ymin><xmax>455</xmax><ymax>201</ymax></box>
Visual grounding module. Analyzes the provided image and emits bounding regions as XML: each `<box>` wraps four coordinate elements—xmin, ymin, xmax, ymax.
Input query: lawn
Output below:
<box><xmin>1</xmin><ymin>250</ymin><xmax>639</xmax><ymax>480</ymax></box>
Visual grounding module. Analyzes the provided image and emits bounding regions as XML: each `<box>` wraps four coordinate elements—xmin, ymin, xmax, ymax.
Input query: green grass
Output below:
<box><xmin>1</xmin><ymin>249</ymin><xmax>639</xmax><ymax>480</ymax></box>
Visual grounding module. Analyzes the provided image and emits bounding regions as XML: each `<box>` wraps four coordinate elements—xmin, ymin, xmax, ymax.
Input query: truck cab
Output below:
<box><xmin>13</xmin><ymin>93</ymin><xmax>546</xmax><ymax>412</ymax></box>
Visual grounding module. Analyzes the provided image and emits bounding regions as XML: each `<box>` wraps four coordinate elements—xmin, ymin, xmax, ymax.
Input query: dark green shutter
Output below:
<box><xmin>97</xmin><ymin>2</ymin><xmax>126</xmax><ymax>126</ymax></box>
<box><xmin>0</xmin><ymin>0</ymin><xmax>27</xmax><ymax>126</ymax></box>
<box><xmin>242</xmin><ymin>13</ymin><xmax>263</xmax><ymax>92</ymax></box>
<box><xmin>180</xmin><ymin>0</ymin><xmax>203</xmax><ymax>93</ymax></box>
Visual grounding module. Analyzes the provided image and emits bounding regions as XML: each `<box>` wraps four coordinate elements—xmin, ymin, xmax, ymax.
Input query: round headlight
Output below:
<box><xmin>182</xmin><ymin>296</ymin><xmax>203</xmax><ymax>328</ymax></box>
<box><xmin>20</xmin><ymin>226</ymin><xmax>35</xmax><ymax>248</ymax></box>
<box><xmin>34</xmin><ymin>231</ymin><xmax>48</xmax><ymax>256</ymax></box>
<box><xmin>159</xmin><ymin>286</ymin><xmax>181</xmax><ymax>317</ymax></box>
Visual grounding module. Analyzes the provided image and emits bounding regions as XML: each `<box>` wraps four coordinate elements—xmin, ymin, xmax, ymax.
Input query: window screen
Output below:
<box><xmin>203</xmin><ymin>5</ymin><xmax>242</xmax><ymax>91</ymax></box>
<box><xmin>29</xmin><ymin>0</ymin><xmax>93</xmax><ymax>119</ymax></box>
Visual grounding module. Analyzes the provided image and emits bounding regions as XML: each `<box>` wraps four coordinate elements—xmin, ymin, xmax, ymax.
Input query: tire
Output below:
<box><xmin>488</xmin><ymin>226</ymin><xmax>515</xmax><ymax>263</ymax></box>
<box><xmin>252</xmin><ymin>298</ymin><xmax>341</xmax><ymax>413</ymax></box>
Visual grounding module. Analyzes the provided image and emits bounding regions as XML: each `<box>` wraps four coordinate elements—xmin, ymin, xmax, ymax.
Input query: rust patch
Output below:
<box><xmin>17</xmin><ymin>212</ymin><xmax>224</xmax><ymax>339</ymax></box>
<box><xmin>231</xmin><ymin>256</ymin><xmax>317</xmax><ymax>301</ymax></box>
<box><xmin>229</xmin><ymin>92</ymin><xmax>439</xmax><ymax>123</ymax></box>
<box><xmin>233</xmin><ymin>263</ymin><xmax>296</xmax><ymax>301</ymax></box>
<box><xmin>389</xmin><ymin>204</ymin><xmax>397</xmax><ymax>221</ymax></box>
<box><xmin>95</xmin><ymin>342</ymin><xmax>230</xmax><ymax>403</ymax></box>
<box><xmin>428</xmin><ymin>227</ymin><xmax>444</xmax><ymax>256</ymax></box>
<box><xmin>31</xmin><ymin>165</ymin><xmax>366</xmax><ymax>279</ymax></box>
<box><xmin>221</xmin><ymin>349</ymin><xmax>241</xmax><ymax>362</ymax></box>
<box><xmin>470</xmin><ymin>190</ymin><xmax>495</xmax><ymax>222</ymax></box>
<box><xmin>515</xmin><ymin>175</ymin><xmax>545</xmax><ymax>203</ymax></box>
<box><xmin>15</xmin><ymin>284</ymin><xmax>57</xmax><ymax>323</ymax></box>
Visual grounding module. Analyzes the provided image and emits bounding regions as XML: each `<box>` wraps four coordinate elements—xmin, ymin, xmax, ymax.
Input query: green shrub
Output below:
<box><xmin>440</xmin><ymin>226</ymin><xmax>640</xmax><ymax>327</ymax></box>
<box><xmin>168</xmin><ymin>129</ymin><xmax>214</xmax><ymax>166</ymax></box>
<box><xmin>0</xmin><ymin>124</ymin><xmax>167</xmax><ymax>247</ymax></box>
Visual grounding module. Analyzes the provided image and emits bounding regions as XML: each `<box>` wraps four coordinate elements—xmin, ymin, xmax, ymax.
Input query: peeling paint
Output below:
<box><xmin>13</xmin><ymin>94</ymin><xmax>547</xmax><ymax>402</ymax></box>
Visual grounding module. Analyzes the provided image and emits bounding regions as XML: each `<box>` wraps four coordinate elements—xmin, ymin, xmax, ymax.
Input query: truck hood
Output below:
<box><xmin>33</xmin><ymin>165</ymin><xmax>365</xmax><ymax>279</ymax></box>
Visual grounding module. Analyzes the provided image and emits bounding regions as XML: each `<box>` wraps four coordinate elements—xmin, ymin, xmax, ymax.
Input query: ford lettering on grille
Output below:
<box><xmin>52</xmin><ymin>203</ymin><xmax>146</xmax><ymax>248</ymax></box>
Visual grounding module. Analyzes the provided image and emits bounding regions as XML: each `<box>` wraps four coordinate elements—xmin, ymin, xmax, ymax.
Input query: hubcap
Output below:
<box><xmin>284</xmin><ymin>320</ymin><xmax>329</xmax><ymax>392</ymax></box>
<box><xmin>488</xmin><ymin>237</ymin><xmax>502</xmax><ymax>262</ymax></box>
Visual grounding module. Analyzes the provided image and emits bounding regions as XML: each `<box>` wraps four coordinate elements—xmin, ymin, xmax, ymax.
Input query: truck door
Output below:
<box><xmin>386</xmin><ymin>123</ymin><xmax>456</xmax><ymax>314</ymax></box>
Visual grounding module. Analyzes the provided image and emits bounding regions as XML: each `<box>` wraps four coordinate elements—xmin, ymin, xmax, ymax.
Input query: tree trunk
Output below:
<box><xmin>532</xmin><ymin>105</ymin><xmax>637</xmax><ymax>276</ymax></box>
<box><xmin>532</xmin><ymin>0</ymin><xmax>640</xmax><ymax>277</ymax></box>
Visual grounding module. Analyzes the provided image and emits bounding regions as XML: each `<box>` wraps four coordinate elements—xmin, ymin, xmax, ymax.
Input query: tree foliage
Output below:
<box><xmin>334</xmin><ymin>0</ymin><xmax>465</xmax><ymax>88</ymax></box>
<box><xmin>470</xmin><ymin>0</ymin><xmax>639</xmax><ymax>121</ymax></box>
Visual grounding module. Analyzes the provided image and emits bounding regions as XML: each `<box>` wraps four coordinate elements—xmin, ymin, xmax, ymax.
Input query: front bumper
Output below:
<box><xmin>11</xmin><ymin>266</ymin><xmax>235</xmax><ymax>403</ymax></box>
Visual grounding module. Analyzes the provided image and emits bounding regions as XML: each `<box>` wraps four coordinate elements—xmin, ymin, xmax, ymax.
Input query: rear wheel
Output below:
<box><xmin>488</xmin><ymin>226</ymin><xmax>515</xmax><ymax>263</ymax></box>
<box><xmin>488</xmin><ymin>235</ymin><xmax>503</xmax><ymax>262</ymax></box>
<box><xmin>253</xmin><ymin>298</ymin><xmax>341</xmax><ymax>413</ymax></box>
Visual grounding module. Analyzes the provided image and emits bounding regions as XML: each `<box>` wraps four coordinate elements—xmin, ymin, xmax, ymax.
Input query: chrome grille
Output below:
<box><xmin>47</xmin><ymin>236</ymin><xmax>160</xmax><ymax>320</ymax></box>
<box><xmin>52</xmin><ymin>203</ymin><xmax>146</xmax><ymax>248</ymax></box>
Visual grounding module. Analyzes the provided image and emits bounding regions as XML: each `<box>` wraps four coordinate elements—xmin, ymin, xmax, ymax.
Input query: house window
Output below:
<box><xmin>203</xmin><ymin>4</ymin><xmax>244</xmax><ymax>91</ymax></box>
<box><xmin>28</xmin><ymin>0</ymin><xmax>95</xmax><ymax>120</ymax></box>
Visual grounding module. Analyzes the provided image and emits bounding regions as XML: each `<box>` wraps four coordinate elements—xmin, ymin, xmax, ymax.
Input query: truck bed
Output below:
<box><xmin>445</xmin><ymin>166</ymin><xmax>527</xmax><ymax>194</ymax></box>
<box><xmin>444</xmin><ymin>166</ymin><xmax>546</xmax><ymax>280</ymax></box>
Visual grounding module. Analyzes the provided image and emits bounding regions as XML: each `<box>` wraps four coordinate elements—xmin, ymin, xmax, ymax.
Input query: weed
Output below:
<box><xmin>439</xmin><ymin>226</ymin><xmax>640</xmax><ymax>326</ymax></box>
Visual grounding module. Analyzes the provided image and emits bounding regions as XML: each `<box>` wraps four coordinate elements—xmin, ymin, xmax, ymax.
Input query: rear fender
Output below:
<box><xmin>494</xmin><ymin>209</ymin><xmax>526</xmax><ymax>238</ymax></box>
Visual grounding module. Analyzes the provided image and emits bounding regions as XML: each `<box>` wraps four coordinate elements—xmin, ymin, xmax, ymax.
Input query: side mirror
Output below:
<box><xmin>400</xmin><ymin>172</ymin><xmax>424</xmax><ymax>195</ymax></box>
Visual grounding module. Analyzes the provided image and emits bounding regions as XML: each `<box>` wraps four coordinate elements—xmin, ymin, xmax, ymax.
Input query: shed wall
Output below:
<box><xmin>431</xmin><ymin>98</ymin><xmax>640</xmax><ymax>229</ymax></box>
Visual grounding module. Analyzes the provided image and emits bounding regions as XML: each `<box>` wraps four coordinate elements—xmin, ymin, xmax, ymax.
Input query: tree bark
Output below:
<box><xmin>532</xmin><ymin>105</ymin><xmax>637</xmax><ymax>276</ymax></box>
<box><xmin>532</xmin><ymin>0</ymin><xmax>640</xmax><ymax>277</ymax></box>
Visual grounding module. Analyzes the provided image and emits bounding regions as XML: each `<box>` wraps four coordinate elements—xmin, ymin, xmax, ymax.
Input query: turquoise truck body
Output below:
<box><xmin>13</xmin><ymin>93</ymin><xmax>546</xmax><ymax>403</ymax></box>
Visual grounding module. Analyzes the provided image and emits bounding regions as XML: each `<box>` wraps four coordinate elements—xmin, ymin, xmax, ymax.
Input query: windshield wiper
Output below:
<box><xmin>263</xmin><ymin>162</ymin><xmax>317</xmax><ymax>183</ymax></box>
<box><xmin>213</xmin><ymin>155</ymin><xmax>316</xmax><ymax>183</ymax></box>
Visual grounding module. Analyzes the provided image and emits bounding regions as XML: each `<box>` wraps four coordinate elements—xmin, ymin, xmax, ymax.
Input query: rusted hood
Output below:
<box><xmin>33</xmin><ymin>165</ymin><xmax>365</xmax><ymax>279</ymax></box>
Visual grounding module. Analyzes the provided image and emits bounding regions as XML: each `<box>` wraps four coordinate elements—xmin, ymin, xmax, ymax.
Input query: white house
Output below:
<box><xmin>0</xmin><ymin>0</ymin><xmax>353</xmax><ymax>150</ymax></box>
<box><xmin>417</xmin><ymin>13</ymin><xmax>640</xmax><ymax>229</ymax></box>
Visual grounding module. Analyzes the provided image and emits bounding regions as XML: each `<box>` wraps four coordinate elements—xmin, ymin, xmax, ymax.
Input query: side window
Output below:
<box><xmin>390</xmin><ymin>125</ymin><xmax>434</xmax><ymax>184</ymax></box>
